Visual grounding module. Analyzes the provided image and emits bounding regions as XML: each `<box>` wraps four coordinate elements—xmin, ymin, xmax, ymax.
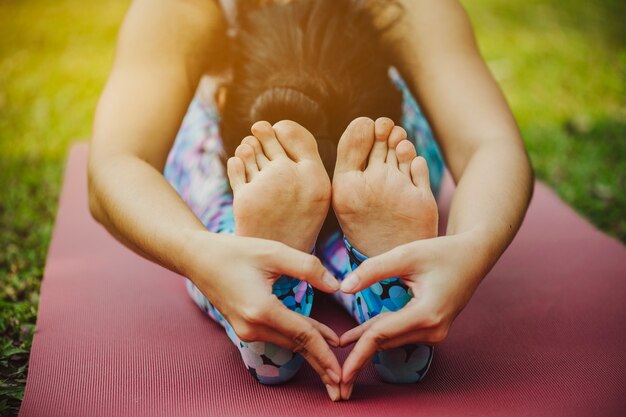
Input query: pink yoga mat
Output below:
<box><xmin>19</xmin><ymin>144</ymin><xmax>626</xmax><ymax>417</ymax></box>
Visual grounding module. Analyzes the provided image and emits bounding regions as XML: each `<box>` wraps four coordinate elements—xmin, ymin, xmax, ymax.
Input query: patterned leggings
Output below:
<box><xmin>163</xmin><ymin>68</ymin><xmax>444</xmax><ymax>385</ymax></box>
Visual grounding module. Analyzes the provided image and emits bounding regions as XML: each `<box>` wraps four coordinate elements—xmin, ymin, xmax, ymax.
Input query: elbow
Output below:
<box><xmin>520</xmin><ymin>145</ymin><xmax>535</xmax><ymax>197</ymax></box>
<box><xmin>527</xmin><ymin>160</ymin><xmax>536</xmax><ymax>203</ymax></box>
<box><xmin>87</xmin><ymin>160</ymin><xmax>106</xmax><ymax>226</ymax></box>
<box><xmin>88</xmin><ymin>189</ymin><xmax>104</xmax><ymax>225</ymax></box>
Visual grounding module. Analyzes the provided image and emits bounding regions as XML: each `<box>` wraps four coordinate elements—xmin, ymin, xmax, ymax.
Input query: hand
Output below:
<box><xmin>337</xmin><ymin>232</ymin><xmax>492</xmax><ymax>399</ymax></box>
<box><xmin>182</xmin><ymin>231</ymin><xmax>343</xmax><ymax>400</ymax></box>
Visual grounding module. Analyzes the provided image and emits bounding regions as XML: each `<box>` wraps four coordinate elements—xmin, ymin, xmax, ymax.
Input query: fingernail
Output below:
<box><xmin>326</xmin><ymin>368</ymin><xmax>341</xmax><ymax>384</ymax></box>
<box><xmin>346</xmin><ymin>384</ymin><xmax>354</xmax><ymax>400</ymax></box>
<box><xmin>341</xmin><ymin>272</ymin><xmax>359</xmax><ymax>292</ymax></box>
<box><xmin>323</xmin><ymin>271</ymin><xmax>340</xmax><ymax>291</ymax></box>
<box><xmin>326</xmin><ymin>338</ymin><xmax>339</xmax><ymax>348</ymax></box>
<box><xmin>325</xmin><ymin>384</ymin><xmax>340</xmax><ymax>402</ymax></box>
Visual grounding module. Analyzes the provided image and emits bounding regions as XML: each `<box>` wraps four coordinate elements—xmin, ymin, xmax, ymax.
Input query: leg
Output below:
<box><xmin>225</xmin><ymin>120</ymin><xmax>334</xmax><ymax>382</ymax></box>
<box><xmin>321</xmin><ymin>116</ymin><xmax>437</xmax><ymax>383</ymax></box>
<box><xmin>163</xmin><ymin>98</ymin><xmax>313</xmax><ymax>384</ymax></box>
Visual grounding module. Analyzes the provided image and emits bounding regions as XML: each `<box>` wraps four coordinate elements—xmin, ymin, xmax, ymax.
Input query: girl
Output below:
<box><xmin>88</xmin><ymin>0</ymin><xmax>533</xmax><ymax>401</ymax></box>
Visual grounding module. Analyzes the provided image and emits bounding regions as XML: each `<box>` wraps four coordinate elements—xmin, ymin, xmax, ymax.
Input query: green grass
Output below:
<box><xmin>466</xmin><ymin>0</ymin><xmax>626</xmax><ymax>238</ymax></box>
<box><xmin>0</xmin><ymin>0</ymin><xmax>624</xmax><ymax>415</ymax></box>
<box><xmin>0</xmin><ymin>1</ymin><xmax>129</xmax><ymax>414</ymax></box>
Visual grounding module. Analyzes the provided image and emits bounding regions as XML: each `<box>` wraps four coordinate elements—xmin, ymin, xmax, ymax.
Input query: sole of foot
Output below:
<box><xmin>332</xmin><ymin>117</ymin><xmax>438</xmax><ymax>257</ymax></box>
<box><xmin>227</xmin><ymin>120</ymin><xmax>331</xmax><ymax>253</ymax></box>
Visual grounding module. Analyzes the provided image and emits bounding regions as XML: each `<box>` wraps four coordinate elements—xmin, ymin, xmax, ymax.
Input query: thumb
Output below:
<box><xmin>340</xmin><ymin>244</ymin><xmax>416</xmax><ymax>293</ymax></box>
<box><xmin>269</xmin><ymin>243</ymin><xmax>340</xmax><ymax>293</ymax></box>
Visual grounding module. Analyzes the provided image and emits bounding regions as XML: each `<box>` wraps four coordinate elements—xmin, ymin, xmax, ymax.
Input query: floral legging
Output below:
<box><xmin>163</xmin><ymin>67</ymin><xmax>444</xmax><ymax>385</ymax></box>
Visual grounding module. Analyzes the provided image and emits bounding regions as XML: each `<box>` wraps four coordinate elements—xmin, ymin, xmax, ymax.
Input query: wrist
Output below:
<box><xmin>177</xmin><ymin>228</ymin><xmax>222</xmax><ymax>283</ymax></box>
<box><xmin>447</xmin><ymin>228</ymin><xmax>501</xmax><ymax>281</ymax></box>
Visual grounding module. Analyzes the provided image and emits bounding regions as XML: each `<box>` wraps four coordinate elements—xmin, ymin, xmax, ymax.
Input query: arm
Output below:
<box><xmin>337</xmin><ymin>0</ymin><xmax>534</xmax><ymax>398</ymax></box>
<box><xmin>88</xmin><ymin>0</ymin><xmax>342</xmax><ymax>396</ymax></box>
<box><xmin>89</xmin><ymin>0</ymin><xmax>228</xmax><ymax>272</ymax></box>
<box><xmin>390</xmin><ymin>0</ymin><xmax>534</xmax><ymax>262</ymax></box>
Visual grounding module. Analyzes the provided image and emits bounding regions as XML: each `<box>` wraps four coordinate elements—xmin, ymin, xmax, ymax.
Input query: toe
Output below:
<box><xmin>396</xmin><ymin>140</ymin><xmax>417</xmax><ymax>175</ymax></box>
<box><xmin>386</xmin><ymin>126</ymin><xmax>408</xmax><ymax>167</ymax></box>
<box><xmin>375</xmin><ymin>117</ymin><xmax>395</xmax><ymax>140</ymax></box>
<box><xmin>367</xmin><ymin>117</ymin><xmax>394</xmax><ymax>166</ymax></box>
<box><xmin>242</xmin><ymin>135</ymin><xmax>269</xmax><ymax>169</ymax></box>
<box><xmin>251</xmin><ymin>121</ymin><xmax>286</xmax><ymax>160</ymax></box>
<box><xmin>235</xmin><ymin>143</ymin><xmax>259</xmax><ymax>180</ymax></box>
<box><xmin>227</xmin><ymin>157</ymin><xmax>246</xmax><ymax>191</ymax></box>
<box><xmin>334</xmin><ymin>117</ymin><xmax>375</xmax><ymax>174</ymax></box>
<box><xmin>388</xmin><ymin>126</ymin><xmax>408</xmax><ymax>150</ymax></box>
<box><xmin>272</xmin><ymin>120</ymin><xmax>318</xmax><ymax>162</ymax></box>
<box><xmin>410</xmin><ymin>156</ymin><xmax>431</xmax><ymax>189</ymax></box>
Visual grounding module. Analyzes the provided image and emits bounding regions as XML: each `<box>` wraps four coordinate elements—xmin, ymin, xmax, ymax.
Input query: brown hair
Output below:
<box><xmin>220</xmin><ymin>0</ymin><xmax>403</xmax><ymax>176</ymax></box>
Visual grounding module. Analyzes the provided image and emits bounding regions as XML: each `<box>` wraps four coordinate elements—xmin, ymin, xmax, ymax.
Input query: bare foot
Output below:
<box><xmin>226</xmin><ymin>120</ymin><xmax>331</xmax><ymax>253</ymax></box>
<box><xmin>332</xmin><ymin>117</ymin><xmax>438</xmax><ymax>257</ymax></box>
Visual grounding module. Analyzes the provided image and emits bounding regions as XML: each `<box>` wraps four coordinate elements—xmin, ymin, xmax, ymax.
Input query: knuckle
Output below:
<box><xmin>257</xmin><ymin>240</ymin><xmax>283</xmax><ymax>262</ymax></box>
<box><xmin>240</xmin><ymin>304</ymin><xmax>269</xmax><ymax>325</ymax></box>
<box><xmin>233</xmin><ymin>323</ymin><xmax>256</xmax><ymax>343</ymax></box>
<box><xmin>395</xmin><ymin>244</ymin><xmax>412</xmax><ymax>260</ymax></box>
<box><xmin>291</xmin><ymin>326</ymin><xmax>315</xmax><ymax>354</ymax></box>
<box><xmin>422</xmin><ymin>311</ymin><xmax>445</xmax><ymax>329</ymax></box>
<box><xmin>372</xmin><ymin>332</ymin><xmax>390</xmax><ymax>351</ymax></box>
<box><xmin>301</xmin><ymin>255</ymin><xmax>321</xmax><ymax>275</ymax></box>
<box><xmin>361</xmin><ymin>257</ymin><xmax>383</xmax><ymax>279</ymax></box>
<box><xmin>427</xmin><ymin>324</ymin><xmax>449</xmax><ymax>344</ymax></box>
<box><xmin>428</xmin><ymin>329</ymin><xmax>448</xmax><ymax>344</ymax></box>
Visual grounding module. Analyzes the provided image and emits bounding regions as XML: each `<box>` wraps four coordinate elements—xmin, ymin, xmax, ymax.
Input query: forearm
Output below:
<box><xmin>88</xmin><ymin>154</ymin><xmax>209</xmax><ymax>277</ymax></box>
<box><xmin>85</xmin><ymin>0</ymin><xmax>231</xmax><ymax>277</ymax></box>
<box><xmin>445</xmin><ymin>140</ymin><xmax>533</xmax><ymax>277</ymax></box>
<box><xmin>381</xmin><ymin>1</ymin><xmax>534</xmax><ymax>277</ymax></box>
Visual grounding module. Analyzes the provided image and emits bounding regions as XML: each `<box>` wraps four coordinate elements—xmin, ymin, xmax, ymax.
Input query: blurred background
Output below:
<box><xmin>0</xmin><ymin>0</ymin><xmax>624</xmax><ymax>414</ymax></box>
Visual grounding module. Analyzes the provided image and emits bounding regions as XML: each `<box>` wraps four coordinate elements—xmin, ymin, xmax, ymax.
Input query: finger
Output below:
<box><xmin>373</xmin><ymin>327</ymin><xmax>437</xmax><ymax>350</ymax></box>
<box><xmin>268</xmin><ymin>243</ymin><xmax>340</xmax><ymax>293</ymax></box>
<box><xmin>339</xmin><ymin>245</ymin><xmax>416</xmax><ymax>294</ymax></box>
<box><xmin>338</xmin><ymin>316</ymin><xmax>393</xmax><ymax>399</ymax></box>
<box><xmin>338</xmin><ymin>314</ymin><xmax>384</xmax><ymax>347</ymax></box>
<box><xmin>364</xmin><ymin>302</ymin><xmax>447</xmax><ymax>349</ymax></box>
<box><xmin>339</xmin><ymin>330</ymin><xmax>378</xmax><ymax>398</ymax></box>
<box><xmin>342</xmin><ymin>302</ymin><xmax>439</xmax><ymax>388</ymax></box>
<box><xmin>248</xmin><ymin>320</ymin><xmax>341</xmax><ymax>401</ymax></box>
<box><xmin>304</xmin><ymin>316</ymin><xmax>340</xmax><ymax>347</ymax></box>
<box><xmin>266</xmin><ymin>303</ymin><xmax>342</xmax><ymax>388</ymax></box>
<box><xmin>341</xmin><ymin>303</ymin><xmax>423</xmax><ymax>383</ymax></box>
<box><xmin>340</xmin><ymin>304</ymin><xmax>437</xmax><ymax>348</ymax></box>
